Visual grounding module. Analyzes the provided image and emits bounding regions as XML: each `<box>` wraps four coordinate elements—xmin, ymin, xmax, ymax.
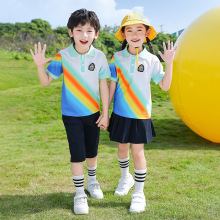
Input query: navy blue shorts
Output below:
<box><xmin>62</xmin><ymin>112</ymin><xmax>100</xmax><ymax>162</ymax></box>
<box><xmin>108</xmin><ymin>112</ymin><xmax>156</xmax><ymax>144</ymax></box>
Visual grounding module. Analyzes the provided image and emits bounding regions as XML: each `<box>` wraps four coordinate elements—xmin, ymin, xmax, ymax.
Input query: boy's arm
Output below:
<box><xmin>109</xmin><ymin>80</ymin><xmax>117</xmax><ymax>108</ymax></box>
<box><xmin>30</xmin><ymin>42</ymin><xmax>54</xmax><ymax>87</ymax></box>
<box><xmin>96</xmin><ymin>78</ymin><xmax>109</xmax><ymax>130</ymax></box>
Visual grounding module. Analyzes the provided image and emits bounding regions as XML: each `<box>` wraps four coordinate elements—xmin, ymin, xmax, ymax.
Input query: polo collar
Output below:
<box><xmin>122</xmin><ymin>46</ymin><xmax>149</xmax><ymax>59</ymax></box>
<box><xmin>68</xmin><ymin>44</ymin><xmax>95</xmax><ymax>57</ymax></box>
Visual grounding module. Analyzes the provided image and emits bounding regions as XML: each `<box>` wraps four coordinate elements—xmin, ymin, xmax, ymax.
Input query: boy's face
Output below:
<box><xmin>69</xmin><ymin>22</ymin><xmax>99</xmax><ymax>54</ymax></box>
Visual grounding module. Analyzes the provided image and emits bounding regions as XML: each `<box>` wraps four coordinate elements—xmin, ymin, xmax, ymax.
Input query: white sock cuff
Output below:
<box><xmin>118</xmin><ymin>157</ymin><xmax>129</xmax><ymax>162</ymax></box>
<box><xmin>134</xmin><ymin>168</ymin><xmax>147</xmax><ymax>174</ymax></box>
<box><xmin>72</xmin><ymin>174</ymin><xmax>84</xmax><ymax>180</ymax></box>
<box><xmin>87</xmin><ymin>165</ymin><xmax>97</xmax><ymax>170</ymax></box>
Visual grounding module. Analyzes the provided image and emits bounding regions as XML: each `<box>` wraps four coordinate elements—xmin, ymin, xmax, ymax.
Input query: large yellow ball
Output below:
<box><xmin>169</xmin><ymin>6</ymin><xmax>220</xmax><ymax>143</ymax></box>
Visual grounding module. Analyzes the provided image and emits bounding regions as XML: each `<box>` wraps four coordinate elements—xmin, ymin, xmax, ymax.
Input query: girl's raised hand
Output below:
<box><xmin>30</xmin><ymin>42</ymin><xmax>53</xmax><ymax>66</ymax></box>
<box><xmin>158</xmin><ymin>40</ymin><xmax>177</xmax><ymax>64</ymax></box>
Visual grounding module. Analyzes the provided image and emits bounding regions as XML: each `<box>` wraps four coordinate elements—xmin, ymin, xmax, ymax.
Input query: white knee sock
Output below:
<box><xmin>134</xmin><ymin>168</ymin><xmax>147</xmax><ymax>193</ymax></box>
<box><xmin>118</xmin><ymin>157</ymin><xmax>129</xmax><ymax>178</ymax></box>
<box><xmin>72</xmin><ymin>174</ymin><xmax>85</xmax><ymax>195</ymax></box>
<box><xmin>87</xmin><ymin>165</ymin><xmax>97</xmax><ymax>181</ymax></box>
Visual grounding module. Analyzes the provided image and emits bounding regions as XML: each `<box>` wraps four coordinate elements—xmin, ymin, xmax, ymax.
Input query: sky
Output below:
<box><xmin>0</xmin><ymin>0</ymin><xmax>220</xmax><ymax>34</ymax></box>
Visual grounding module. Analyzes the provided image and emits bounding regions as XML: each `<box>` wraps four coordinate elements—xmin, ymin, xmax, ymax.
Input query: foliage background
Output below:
<box><xmin>0</xmin><ymin>19</ymin><xmax>177</xmax><ymax>60</ymax></box>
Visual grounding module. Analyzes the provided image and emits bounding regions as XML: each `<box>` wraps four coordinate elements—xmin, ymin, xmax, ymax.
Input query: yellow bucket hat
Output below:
<box><xmin>115</xmin><ymin>12</ymin><xmax>157</xmax><ymax>42</ymax></box>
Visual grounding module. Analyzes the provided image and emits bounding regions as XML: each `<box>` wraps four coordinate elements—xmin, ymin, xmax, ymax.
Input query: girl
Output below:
<box><xmin>108</xmin><ymin>12</ymin><xmax>177</xmax><ymax>213</ymax></box>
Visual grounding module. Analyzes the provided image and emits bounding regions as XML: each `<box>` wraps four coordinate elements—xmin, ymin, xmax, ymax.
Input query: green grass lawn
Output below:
<box><xmin>0</xmin><ymin>50</ymin><xmax>219</xmax><ymax>219</ymax></box>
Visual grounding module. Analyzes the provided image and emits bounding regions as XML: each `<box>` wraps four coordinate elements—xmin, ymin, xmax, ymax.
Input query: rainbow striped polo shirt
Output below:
<box><xmin>46</xmin><ymin>44</ymin><xmax>110</xmax><ymax>117</ymax></box>
<box><xmin>110</xmin><ymin>47</ymin><xmax>165</xmax><ymax>119</ymax></box>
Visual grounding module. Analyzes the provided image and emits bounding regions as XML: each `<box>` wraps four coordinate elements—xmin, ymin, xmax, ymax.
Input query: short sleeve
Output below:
<box><xmin>98</xmin><ymin>53</ymin><xmax>111</xmax><ymax>79</ymax></box>
<box><xmin>109</xmin><ymin>56</ymin><xmax>117</xmax><ymax>82</ymax></box>
<box><xmin>46</xmin><ymin>53</ymin><xmax>63</xmax><ymax>79</ymax></box>
<box><xmin>151</xmin><ymin>56</ymin><xmax>165</xmax><ymax>84</ymax></box>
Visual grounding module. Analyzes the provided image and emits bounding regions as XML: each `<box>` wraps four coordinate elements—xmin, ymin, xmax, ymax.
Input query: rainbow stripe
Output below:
<box><xmin>63</xmin><ymin>66</ymin><xmax>100</xmax><ymax>113</ymax></box>
<box><xmin>115</xmin><ymin>66</ymin><xmax>150</xmax><ymax>119</ymax></box>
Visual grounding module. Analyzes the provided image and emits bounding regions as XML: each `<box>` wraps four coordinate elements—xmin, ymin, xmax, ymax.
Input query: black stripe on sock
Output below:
<box><xmin>73</xmin><ymin>178</ymin><xmax>84</xmax><ymax>182</ymax></box>
<box><xmin>135</xmin><ymin>179</ymin><xmax>145</xmax><ymax>182</ymax></box>
<box><xmin>119</xmin><ymin>160</ymin><xmax>129</xmax><ymax>164</ymax></box>
<box><xmin>88</xmin><ymin>170</ymin><xmax>96</xmax><ymax>173</ymax></box>
<box><xmin>75</xmin><ymin>184</ymin><xmax>84</xmax><ymax>187</ymax></box>
<box><xmin>120</xmin><ymin>165</ymin><xmax>129</xmax><ymax>168</ymax></box>
<box><xmin>134</xmin><ymin>172</ymin><xmax>146</xmax><ymax>176</ymax></box>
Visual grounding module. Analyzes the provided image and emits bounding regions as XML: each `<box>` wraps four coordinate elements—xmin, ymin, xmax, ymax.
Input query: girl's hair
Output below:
<box><xmin>67</xmin><ymin>9</ymin><xmax>100</xmax><ymax>42</ymax></box>
<box><xmin>121</xmin><ymin>25</ymin><xmax>155</xmax><ymax>55</ymax></box>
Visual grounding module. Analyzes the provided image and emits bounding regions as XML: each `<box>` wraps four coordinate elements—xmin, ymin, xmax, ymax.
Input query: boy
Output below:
<box><xmin>30</xmin><ymin>9</ymin><xmax>110</xmax><ymax>215</ymax></box>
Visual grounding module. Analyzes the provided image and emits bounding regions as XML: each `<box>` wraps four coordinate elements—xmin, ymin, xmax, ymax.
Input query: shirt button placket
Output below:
<box><xmin>130</xmin><ymin>55</ymin><xmax>135</xmax><ymax>73</ymax></box>
<box><xmin>81</xmin><ymin>55</ymin><xmax>85</xmax><ymax>72</ymax></box>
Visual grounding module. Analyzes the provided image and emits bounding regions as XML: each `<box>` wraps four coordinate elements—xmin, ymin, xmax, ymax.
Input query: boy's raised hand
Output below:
<box><xmin>158</xmin><ymin>40</ymin><xmax>177</xmax><ymax>64</ymax></box>
<box><xmin>30</xmin><ymin>42</ymin><xmax>53</xmax><ymax>66</ymax></box>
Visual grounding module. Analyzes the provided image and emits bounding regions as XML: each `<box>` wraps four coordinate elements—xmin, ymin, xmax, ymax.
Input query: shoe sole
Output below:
<box><xmin>129</xmin><ymin>207</ymin><xmax>146</xmax><ymax>213</ymax></box>
<box><xmin>114</xmin><ymin>178</ymin><xmax>135</xmax><ymax>196</ymax></box>
<box><xmin>74</xmin><ymin>208</ymin><xmax>89</xmax><ymax>215</ymax></box>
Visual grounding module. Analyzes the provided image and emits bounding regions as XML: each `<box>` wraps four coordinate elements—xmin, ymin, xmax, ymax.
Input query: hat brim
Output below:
<box><xmin>115</xmin><ymin>20</ymin><xmax>157</xmax><ymax>42</ymax></box>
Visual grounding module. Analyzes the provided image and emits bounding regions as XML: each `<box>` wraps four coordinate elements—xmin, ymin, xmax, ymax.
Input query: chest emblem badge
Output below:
<box><xmin>138</xmin><ymin>64</ymin><xmax>144</xmax><ymax>72</ymax></box>
<box><xmin>88</xmin><ymin>63</ymin><xmax>95</xmax><ymax>71</ymax></box>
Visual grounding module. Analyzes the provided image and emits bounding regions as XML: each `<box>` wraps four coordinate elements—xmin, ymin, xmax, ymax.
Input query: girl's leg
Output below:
<box><xmin>115</xmin><ymin>143</ymin><xmax>135</xmax><ymax>195</ymax></box>
<box><xmin>130</xmin><ymin>143</ymin><xmax>147</xmax><ymax>213</ymax></box>
<box><xmin>118</xmin><ymin>143</ymin><xmax>130</xmax><ymax>178</ymax></box>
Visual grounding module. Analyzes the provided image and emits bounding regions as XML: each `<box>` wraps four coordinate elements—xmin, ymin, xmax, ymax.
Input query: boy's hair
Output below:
<box><xmin>67</xmin><ymin>9</ymin><xmax>100</xmax><ymax>33</ymax></box>
<box><xmin>121</xmin><ymin>25</ymin><xmax>155</xmax><ymax>55</ymax></box>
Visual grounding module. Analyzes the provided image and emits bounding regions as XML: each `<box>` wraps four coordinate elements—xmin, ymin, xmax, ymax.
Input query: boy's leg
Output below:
<box><xmin>62</xmin><ymin>115</ymin><xmax>88</xmax><ymax>215</ymax></box>
<box><xmin>83</xmin><ymin>112</ymin><xmax>103</xmax><ymax>199</ymax></box>
<box><xmin>71</xmin><ymin>162</ymin><xmax>89</xmax><ymax>215</ymax></box>
<box><xmin>86</xmin><ymin>157</ymin><xmax>97</xmax><ymax>181</ymax></box>
<box><xmin>71</xmin><ymin>162</ymin><xmax>85</xmax><ymax>195</ymax></box>
<box><xmin>86</xmin><ymin>156</ymin><xmax>104</xmax><ymax>199</ymax></box>
<box><xmin>115</xmin><ymin>143</ymin><xmax>134</xmax><ymax>196</ymax></box>
<box><xmin>130</xmin><ymin>144</ymin><xmax>146</xmax><ymax>213</ymax></box>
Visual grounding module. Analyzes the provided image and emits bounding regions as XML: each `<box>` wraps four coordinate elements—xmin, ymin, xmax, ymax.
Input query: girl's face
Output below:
<box><xmin>121</xmin><ymin>23</ymin><xmax>151</xmax><ymax>50</ymax></box>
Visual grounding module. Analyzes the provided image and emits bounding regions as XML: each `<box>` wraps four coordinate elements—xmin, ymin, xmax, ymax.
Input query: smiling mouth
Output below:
<box><xmin>80</xmin><ymin>40</ymin><xmax>88</xmax><ymax>45</ymax></box>
<box><xmin>131</xmin><ymin>39</ymin><xmax>140</xmax><ymax>43</ymax></box>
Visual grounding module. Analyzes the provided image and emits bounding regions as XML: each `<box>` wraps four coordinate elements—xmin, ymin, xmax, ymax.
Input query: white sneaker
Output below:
<box><xmin>129</xmin><ymin>192</ymin><xmax>146</xmax><ymax>213</ymax></box>
<box><xmin>86</xmin><ymin>179</ymin><xmax>104</xmax><ymax>199</ymax></box>
<box><xmin>114</xmin><ymin>173</ymin><xmax>134</xmax><ymax>196</ymax></box>
<box><xmin>74</xmin><ymin>194</ymin><xmax>89</xmax><ymax>215</ymax></box>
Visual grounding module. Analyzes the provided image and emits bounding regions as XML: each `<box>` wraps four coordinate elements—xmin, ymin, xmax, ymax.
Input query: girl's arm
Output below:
<box><xmin>109</xmin><ymin>80</ymin><xmax>117</xmax><ymax>108</ymax></box>
<box><xmin>30</xmin><ymin>42</ymin><xmax>54</xmax><ymax>87</ymax></box>
<box><xmin>159</xmin><ymin>62</ymin><xmax>173</xmax><ymax>91</ymax></box>
<box><xmin>158</xmin><ymin>41</ymin><xmax>177</xmax><ymax>91</ymax></box>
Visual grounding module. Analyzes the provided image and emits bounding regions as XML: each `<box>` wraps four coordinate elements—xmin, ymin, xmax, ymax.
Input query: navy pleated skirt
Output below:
<box><xmin>108</xmin><ymin>112</ymin><xmax>156</xmax><ymax>144</ymax></box>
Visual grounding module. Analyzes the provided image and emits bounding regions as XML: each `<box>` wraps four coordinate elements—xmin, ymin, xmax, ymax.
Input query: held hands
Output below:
<box><xmin>96</xmin><ymin>113</ymin><xmax>109</xmax><ymax>131</ymax></box>
<box><xmin>158</xmin><ymin>40</ymin><xmax>177</xmax><ymax>64</ymax></box>
<box><xmin>30</xmin><ymin>42</ymin><xmax>53</xmax><ymax>66</ymax></box>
